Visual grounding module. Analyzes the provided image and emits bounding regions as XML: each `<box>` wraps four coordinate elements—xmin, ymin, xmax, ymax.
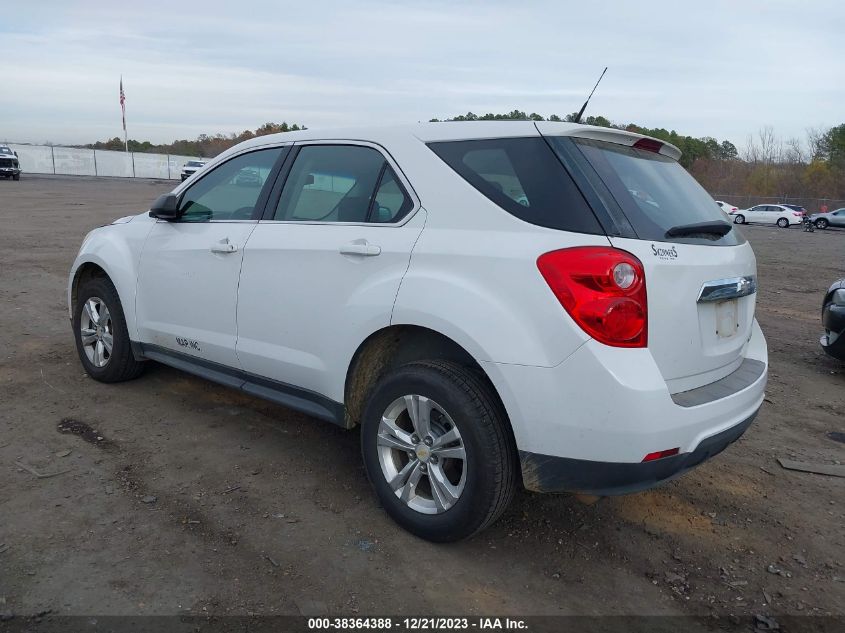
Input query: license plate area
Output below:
<box><xmin>715</xmin><ymin>299</ymin><xmax>739</xmax><ymax>339</ymax></box>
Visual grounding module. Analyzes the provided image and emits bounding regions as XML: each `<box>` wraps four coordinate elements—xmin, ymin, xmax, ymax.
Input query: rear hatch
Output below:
<box><xmin>538</xmin><ymin>123</ymin><xmax>757</xmax><ymax>393</ymax></box>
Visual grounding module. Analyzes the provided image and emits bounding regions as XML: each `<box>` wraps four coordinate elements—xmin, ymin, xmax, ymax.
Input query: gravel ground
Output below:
<box><xmin>0</xmin><ymin>175</ymin><xmax>843</xmax><ymax>621</ymax></box>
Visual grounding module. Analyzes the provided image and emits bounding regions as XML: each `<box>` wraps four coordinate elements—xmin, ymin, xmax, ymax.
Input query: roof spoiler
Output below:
<box><xmin>534</xmin><ymin>122</ymin><xmax>682</xmax><ymax>161</ymax></box>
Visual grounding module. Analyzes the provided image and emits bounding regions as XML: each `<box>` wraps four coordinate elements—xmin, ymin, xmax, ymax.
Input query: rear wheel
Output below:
<box><xmin>734</xmin><ymin>214</ymin><xmax>745</xmax><ymax>224</ymax></box>
<box><xmin>816</xmin><ymin>218</ymin><xmax>829</xmax><ymax>229</ymax></box>
<box><xmin>777</xmin><ymin>217</ymin><xmax>789</xmax><ymax>228</ymax></box>
<box><xmin>73</xmin><ymin>277</ymin><xmax>145</xmax><ymax>383</ymax></box>
<box><xmin>361</xmin><ymin>360</ymin><xmax>517</xmax><ymax>542</ymax></box>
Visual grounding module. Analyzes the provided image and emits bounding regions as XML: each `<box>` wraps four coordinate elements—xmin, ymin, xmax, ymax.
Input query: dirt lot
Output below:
<box><xmin>0</xmin><ymin>176</ymin><xmax>843</xmax><ymax>622</ymax></box>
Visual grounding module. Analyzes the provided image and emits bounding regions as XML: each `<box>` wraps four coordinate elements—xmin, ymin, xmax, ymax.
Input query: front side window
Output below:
<box><xmin>273</xmin><ymin>145</ymin><xmax>411</xmax><ymax>223</ymax></box>
<box><xmin>179</xmin><ymin>148</ymin><xmax>283</xmax><ymax>222</ymax></box>
<box><xmin>428</xmin><ymin>137</ymin><xmax>602</xmax><ymax>234</ymax></box>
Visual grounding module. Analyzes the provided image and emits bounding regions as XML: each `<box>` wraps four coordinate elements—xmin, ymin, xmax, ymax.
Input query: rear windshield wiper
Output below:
<box><xmin>665</xmin><ymin>221</ymin><xmax>732</xmax><ymax>239</ymax></box>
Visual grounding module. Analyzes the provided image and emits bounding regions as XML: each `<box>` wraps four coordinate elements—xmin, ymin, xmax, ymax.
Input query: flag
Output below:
<box><xmin>119</xmin><ymin>77</ymin><xmax>126</xmax><ymax>132</ymax></box>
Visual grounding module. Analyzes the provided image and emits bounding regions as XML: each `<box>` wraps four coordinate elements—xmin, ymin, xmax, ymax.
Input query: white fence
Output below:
<box><xmin>6</xmin><ymin>143</ymin><xmax>202</xmax><ymax>180</ymax></box>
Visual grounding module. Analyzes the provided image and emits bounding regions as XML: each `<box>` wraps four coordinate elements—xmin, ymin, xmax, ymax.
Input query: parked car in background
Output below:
<box><xmin>782</xmin><ymin>204</ymin><xmax>807</xmax><ymax>217</ymax></box>
<box><xmin>68</xmin><ymin>122</ymin><xmax>767</xmax><ymax>541</ymax></box>
<box><xmin>809</xmin><ymin>208</ymin><xmax>845</xmax><ymax>229</ymax></box>
<box><xmin>716</xmin><ymin>200</ymin><xmax>738</xmax><ymax>215</ymax></box>
<box><xmin>0</xmin><ymin>144</ymin><xmax>21</xmax><ymax>181</ymax></box>
<box><xmin>180</xmin><ymin>160</ymin><xmax>207</xmax><ymax>181</ymax></box>
<box><xmin>732</xmin><ymin>204</ymin><xmax>802</xmax><ymax>228</ymax></box>
<box><xmin>820</xmin><ymin>279</ymin><xmax>845</xmax><ymax>361</ymax></box>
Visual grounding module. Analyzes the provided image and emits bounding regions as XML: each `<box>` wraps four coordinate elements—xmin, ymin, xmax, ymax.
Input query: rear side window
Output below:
<box><xmin>273</xmin><ymin>145</ymin><xmax>412</xmax><ymax>223</ymax></box>
<box><xmin>560</xmin><ymin>138</ymin><xmax>745</xmax><ymax>245</ymax></box>
<box><xmin>427</xmin><ymin>138</ymin><xmax>602</xmax><ymax>234</ymax></box>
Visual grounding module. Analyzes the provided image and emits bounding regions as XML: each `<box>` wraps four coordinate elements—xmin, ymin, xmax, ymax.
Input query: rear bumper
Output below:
<box><xmin>482</xmin><ymin>319</ymin><xmax>767</xmax><ymax>493</ymax></box>
<box><xmin>519</xmin><ymin>409</ymin><xmax>757</xmax><ymax>494</ymax></box>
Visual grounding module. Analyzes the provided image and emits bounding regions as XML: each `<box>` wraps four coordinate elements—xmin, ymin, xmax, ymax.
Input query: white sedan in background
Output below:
<box><xmin>731</xmin><ymin>204</ymin><xmax>803</xmax><ymax>228</ymax></box>
<box><xmin>716</xmin><ymin>200</ymin><xmax>738</xmax><ymax>215</ymax></box>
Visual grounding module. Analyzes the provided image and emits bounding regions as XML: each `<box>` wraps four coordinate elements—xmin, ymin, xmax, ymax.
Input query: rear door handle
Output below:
<box><xmin>340</xmin><ymin>241</ymin><xmax>381</xmax><ymax>257</ymax></box>
<box><xmin>210</xmin><ymin>238</ymin><xmax>238</xmax><ymax>254</ymax></box>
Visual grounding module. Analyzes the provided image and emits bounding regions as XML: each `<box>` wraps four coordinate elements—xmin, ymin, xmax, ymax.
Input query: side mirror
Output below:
<box><xmin>13</xmin><ymin>151</ymin><xmax>18</xmax><ymax>157</ymax></box>
<box><xmin>149</xmin><ymin>193</ymin><xmax>181</xmax><ymax>220</ymax></box>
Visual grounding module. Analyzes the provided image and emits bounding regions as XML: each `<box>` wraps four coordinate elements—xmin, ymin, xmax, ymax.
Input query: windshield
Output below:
<box><xmin>0</xmin><ymin>147</ymin><xmax>12</xmax><ymax>155</ymax></box>
<box><xmin>552</xmin><ymin>137</ymin><xmax>744</xmax><ymax>246</ymax></box>
<box><xmin>187</xmin><ymin>161</ymin><xmax>205</xmax><ymax>167</ymax></box>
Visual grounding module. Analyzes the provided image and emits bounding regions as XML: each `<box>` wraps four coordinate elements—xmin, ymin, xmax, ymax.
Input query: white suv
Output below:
<box><xmin>68</xmin><ymin>122</ymin><xmax>768</xmax><ymax>542</ymax></box>
<box><xmin>180</xmin><ymin>160</ymin><xmax>207</xmax><ymax>181</ymax></box>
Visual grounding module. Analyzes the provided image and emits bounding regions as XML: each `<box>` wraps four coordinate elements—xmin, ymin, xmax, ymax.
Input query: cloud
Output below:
<box><xmin>0</xmin><ymin>0</ymin><xmax>842</xmax><ymax>146</ymax></box>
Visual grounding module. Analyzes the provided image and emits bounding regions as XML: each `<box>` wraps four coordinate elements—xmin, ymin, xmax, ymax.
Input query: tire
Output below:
<box><xmin>777</xmin><ymin>217</ymin><xmax>789</xmax><ymax>228</ymax></box>
<box><xmin>12</xmin><ymin>174</ymin><xmax>20</xmax><ymax>181</ymax></box>
<box><xmin>361</xmin><ymin>360</ymin><xmax>517</xmax><ymax>542</ymax></box>
<box><xmin>816</xmin><ymin>218</ymin><xmax>828</xmax><ymax>229</ymax></box>
<box><xmin>734</xmin><ymin>214</ymin><xmax>745</xmax><ymax>224</ymax></box>
<box><xmin>73</xmin><ymin>277</ymin><xmax>145</xmax><ymax>383</ymax></box>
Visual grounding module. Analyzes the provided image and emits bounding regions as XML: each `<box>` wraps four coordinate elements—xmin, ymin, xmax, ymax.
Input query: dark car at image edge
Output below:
<box><xmin>0</xmin><ymin>144</ymin><xmax>21</xmax><ymax>180</ymax></box>
<box><xmin>821</xmin><ymin>278</ymin><xmax>845</xmax><ymax>361</ymax></box>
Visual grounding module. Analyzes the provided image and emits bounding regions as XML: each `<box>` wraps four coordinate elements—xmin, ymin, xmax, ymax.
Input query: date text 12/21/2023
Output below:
<box><xmin>307</xmin><ymin>617</ymin><xmax>528</xmax><ymax>630</ymax></box>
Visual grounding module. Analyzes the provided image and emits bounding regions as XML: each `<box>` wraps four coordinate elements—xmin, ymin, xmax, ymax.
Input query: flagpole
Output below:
<box><xmin>120</xmin><ymin>76</ymin><xmax>128</xmax><ymax>153</ymax></box>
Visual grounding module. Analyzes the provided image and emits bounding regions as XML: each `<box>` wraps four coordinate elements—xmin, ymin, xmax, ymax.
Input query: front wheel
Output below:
<box><xmin>361</xmin><ymin>360</ymin><xmax>517</xmax><ymax>542</ymax></box>
<box><xmin>12</xmin><ymin>174</ymin><xmax>20</xmax><ymax>181</ymax></box>
<box><xmin>816</xmin><ymin>218</ymin><xmax>829</xmax><ymax>229</ymax></box>
<box><xmin>73</xmin><ymin>277</ymin><xmax>145</xmax><ymax>383</ymax></box>
<box><xmin>733</xmin><ymin>214</ymin><xmax>745</xmax><ymax>224</ymax></box>
<box><xmin>777</xmin><ymin>217</ymin><xmax>789</xmax><ymax>228</ymax></box>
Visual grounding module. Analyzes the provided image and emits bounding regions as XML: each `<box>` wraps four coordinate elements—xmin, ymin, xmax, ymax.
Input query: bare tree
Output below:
<box><xmin>743</xmin><ymin>133</ymin><xmax>760</xmax><ymax>163</ymax></box>
<box><xmin>805</xmin><ymin>127</ymin><xmax>825</xmax><ymax>161</ymax></box>
<box><xmin>758</xmin><ymin>126</ymin><xmax>780</xmax><ymax>164</ymax></box>
<box><xmin>784</xmin><ymin>137</ymin><xmax>804</xmax><ymax>164</ymax></box>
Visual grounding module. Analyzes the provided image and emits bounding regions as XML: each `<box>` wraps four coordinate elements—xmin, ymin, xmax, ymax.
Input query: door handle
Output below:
<box><xmin>340</xmin><ymin>241</ymin><xmax>381</xmax><ymax>257</ymax></box>
<box><xmin>210</xmin><ymin>238</ymin><xmax>238</xmax><ymax>254</ymax></box>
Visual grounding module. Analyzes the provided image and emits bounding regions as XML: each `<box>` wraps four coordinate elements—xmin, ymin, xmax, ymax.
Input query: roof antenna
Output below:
<box><xmin>573</xmin><ymin>66</ymin><xmax>608</xmax><ymax>124</ymax></box>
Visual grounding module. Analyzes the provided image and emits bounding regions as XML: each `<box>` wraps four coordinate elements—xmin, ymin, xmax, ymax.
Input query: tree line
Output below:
<box><xmin>84</xmin><ymin>111</ymin><xmax>845</xmax><ymax>204</ymax></box>
<box><xmin>85</xmin><ymin>122</ymin><xmax>306</xmax><ymax>158</ymax></box>
<box><xmin>432</xmin><ymin>111</ymin><xmax>845</xmax><ymax>204</ymax></box>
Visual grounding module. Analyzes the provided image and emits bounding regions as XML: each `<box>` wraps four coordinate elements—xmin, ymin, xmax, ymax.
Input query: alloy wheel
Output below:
<box><xmin>376</xmin><ymin>395</ymin><xmax>467</xmax><ymax>514</ymax></box>
<box><xmin>80</xmin><ymin>297</ymin><xmax>113</xmax><ymax>368</ymax></box>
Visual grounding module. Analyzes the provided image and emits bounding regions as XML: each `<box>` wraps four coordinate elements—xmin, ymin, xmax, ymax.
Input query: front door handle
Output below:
<box><xmin>340</xmin><ymin>240</ymin><xmax>381</xmax><ymax>257</ymax></box>
<box><xmin>210</xmin><ymin>238</ymin><xmax>238</xmax><ymax>254</ymax></box>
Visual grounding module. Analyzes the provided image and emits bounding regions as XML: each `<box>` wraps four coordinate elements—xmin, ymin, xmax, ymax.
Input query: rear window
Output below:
<box><xmin>427</xmin><ymin>138</ymin><xmax>603</xmax><ymax>234</ymax></box>
<box><xmin>557</xmin><ymin>138</ymin><xmax>744</xmax><ymax>245</ymax></box>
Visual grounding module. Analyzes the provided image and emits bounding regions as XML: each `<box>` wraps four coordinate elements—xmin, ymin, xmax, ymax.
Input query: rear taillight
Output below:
<box><xmin>537</xmin><ymin>246</ymin><xmax>647</xmax><ymax>348</ymax></box>
<box><xmin>792</xmin><ymin>212</ymin><xmax>802</xmax><ymax>217</ymax></box>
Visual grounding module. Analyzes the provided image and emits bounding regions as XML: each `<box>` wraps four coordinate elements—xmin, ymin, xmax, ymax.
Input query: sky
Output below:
<box><xmin>1</xmin><ymin>0</ymin><xmax>842</xmax><ymax>149</ymax></box>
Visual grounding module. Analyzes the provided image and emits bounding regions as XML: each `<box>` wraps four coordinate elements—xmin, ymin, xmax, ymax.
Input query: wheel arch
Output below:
<box><xmin>69</xmin><ymin>254</ymin><xmax>138</xmax><ymax>338</ymax></box>
<box><xmin>343</xmin><ymin>325</ymin><xmax>517</xmax><ymax>453</ymax></box>
<box><xmin>70</xmin><ymin>261</ymin><xmax>110</xmax><ymax>318</ymax></box>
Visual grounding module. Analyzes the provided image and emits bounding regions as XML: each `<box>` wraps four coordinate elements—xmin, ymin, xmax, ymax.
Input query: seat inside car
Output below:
<box><xmin>337</xmin><ymin>196</ymin><xmax>371</xmax><ymax>222</ymax></box>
